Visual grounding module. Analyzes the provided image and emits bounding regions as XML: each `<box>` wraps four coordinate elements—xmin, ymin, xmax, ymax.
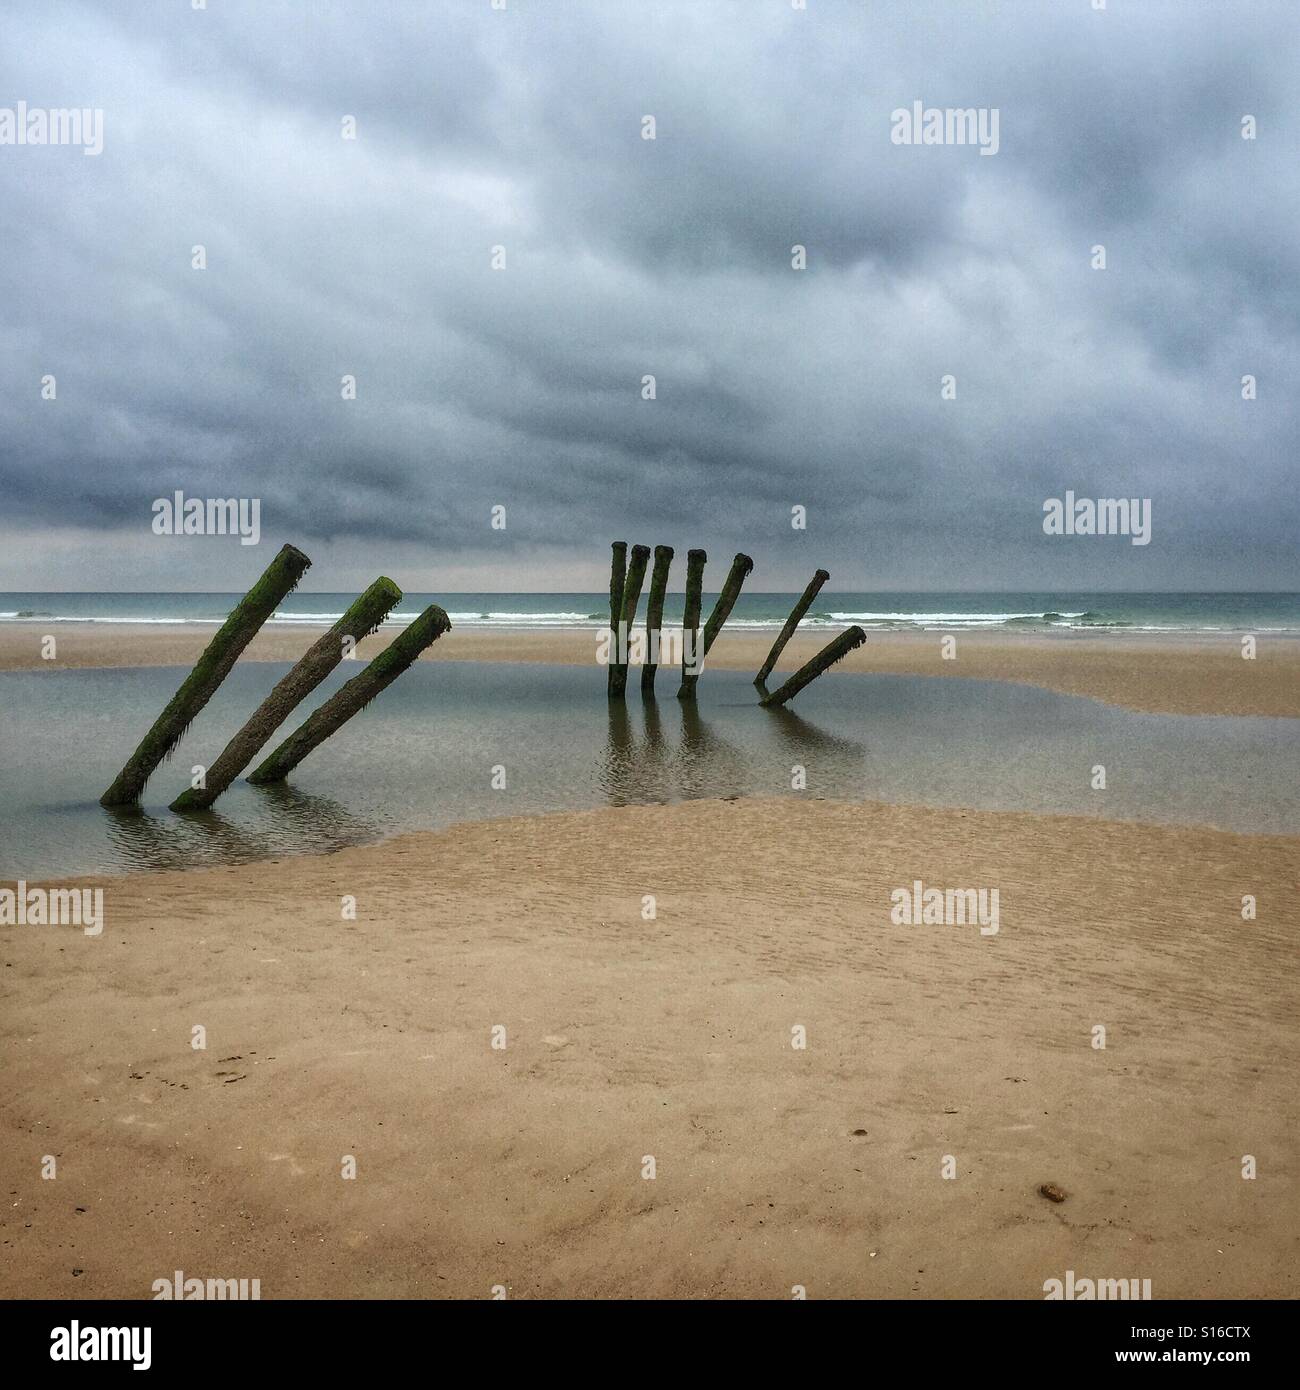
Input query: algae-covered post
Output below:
<box><xmin>606</xmin><ymin>541</ymin><xmax>627</xmax><ymax>697</ymax></box>
<box><xmin>170</xmin><ymin>576</ymin><xmax>403</xmax><ymax>811</ymax></box>
<box><xmin>609</xmin><ymin>543</ymin><xmax>650</xmax><ymax>698</ymax></box>
<box><xmin>678</xmin><ymin>551</ymin><xmax>753</xmax><ymax>700</ymax></box>
<box><xmin>247</xmin><ymin>605</ymin><xmax>451</xmax><ymax>784</ymax></box>
<box><xmin>755</xmin><ymin>568</ymin><xmax>830</xmax><ymax>685</ymax></box>
<box><xmin>640</xmin><ymin>544</ymin><xmax>675</xmax><ymax>693</ymax></box>
<box><xmin>677</xmin><ymin>548</ymin><xmax>707</xmax><ymax>698</ymax></box>
<box><xmin>759</xmin><ymin>625</ymin><xmax>867</xmax><ymax>707</ymax></box>
<box><xmin>99</xmin><ymin>543</ymin><xmax>311</xmax><ymax>807</ymax></box>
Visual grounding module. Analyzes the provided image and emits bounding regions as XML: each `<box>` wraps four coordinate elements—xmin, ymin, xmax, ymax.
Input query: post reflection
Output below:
<box><xmin>101</xmin><ymin>785</ymin><xmax>377</xmax><ymax>872</ymax></box>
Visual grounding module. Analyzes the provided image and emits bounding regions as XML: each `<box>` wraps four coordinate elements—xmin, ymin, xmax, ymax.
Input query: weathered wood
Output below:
<box><xmin>758</xmin><ymin>625</ymin><xmax>867</xmax><ymax>707</ymax></box>
<box><xmin>170</xmin><ymin>577</ymin><xmax>402</xmax><ymax>810</ymax></box>
<box><xmin>639</xmin><ymin>545</ymin><xmax>675</xmax><ymax>693</ymax></box>
<box><xmin>677</xmin><ymin>548</ymin><xmax>707</xmax><ymax>696</ymax></box>
<box><xmin>606</xmin><ymin>542</ymin><xmax>628</xmax><ymax>697</ymax></box>
<box><xmin>609</xmin><ymin>543</ymin><xmax>650</xmax><ymax>698</ymax></box>
<box><xmin>247</xmin><ymin>605</ymin><xmax>451</xmax><ymax>783</ymax></box>
<box><xmin>678</xmin><ymin>551</ymin><xmax>753</xmax><ymax>699</ymax></box>
<box><xmin>99</xmin><ymin>544</ymin><xmax>311</xmax><ymax>806</ymax></box>
<box><xmin>755</xmin><ymin>569</ymin><xmax>830</xmax><ymax>684</ymax></box>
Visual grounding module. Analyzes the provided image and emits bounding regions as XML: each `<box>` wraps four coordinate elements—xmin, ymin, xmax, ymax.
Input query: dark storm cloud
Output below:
<box><xmin>0</xmin><ymin>0</ymin><xmax>1296</xmax><ymax>590</ymax></box>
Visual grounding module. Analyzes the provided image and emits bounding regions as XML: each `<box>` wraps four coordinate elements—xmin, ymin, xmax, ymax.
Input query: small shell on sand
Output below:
<box><xmin>1038</xmin><ymin>1182</ymin><xmax>1067</xmax><ymax>1203</ymax></box>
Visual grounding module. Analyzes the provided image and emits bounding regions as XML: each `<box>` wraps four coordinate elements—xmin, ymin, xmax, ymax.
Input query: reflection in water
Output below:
<box><xmin>762</xmin><ymin>700</ymin><xmax>866</xmax><ymax>760</ymax></box>
<box><xmin>760</xmin><ymin>699</ymin><xmax>869</xmax><ymax>801</ymax></box>
<box><xmin>5</xmin><ymin>660</ymin><xmax>1297</xmax><ymax>878</ymax></box>
<box><xmin>602</xmin><ymin>695</ymin><xmax>769</xmax><ymax>805</ymax></box>
<box><xmin>676</xmin><ymin>699</ymin><xmax>747</xmax><ymax>800</ymax></box>
<box><xmin>638</xmin><ymin>697</ymin><xmax>673</xmax><ymax>796</ymax></box>
<box><xmin>601</xmin><ymin>699</ymin><xmax>637</xmax><ymax>805</ymax></box>
<box><xmin>248</xmin><ymin>783</ymin><xmax>379</xmax><ymax>851</ymax></box>
<box><xmin>641</xmin><ymin>696</ymin><xmax>664</xmax><ymax>751</ymax></box>
<box><xmin>103</xmin><ymin>786</ymin><xmax>377</xmax><ymax>873</ymax></box>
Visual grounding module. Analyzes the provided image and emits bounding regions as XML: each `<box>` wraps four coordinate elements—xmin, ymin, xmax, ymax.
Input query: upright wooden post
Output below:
<box><xmin>247</xmin><ymin>605</ymin><xmax>451</xmax><ymax>783</ymax></box>
<box><xmin>678</xmin><ymin>551</ymin><xmax>752</xmax><ymax>699</ymax></box>
<box><xmin>99</xmin><ymin>544</ymin><xmax>311</xmax><ymax>806</ymax></box>
<box><xmin>606</xmin><ymin>541</ymin><xmax>627</xmax><ymax>697</ymax></box>
<box><xmin>609</xmin><ymin>544</ymin><xmax>650</xmax><ymax>698</ymax></box>
<box><xmin>755</xmin><ymin>569</ymin><xmax>830</xmax><ymax>684</ymax></box>
<box><xmin>677</xmin><ymin>548</ymin><xmax>707</xmax><ymax>697</ymax></box>
<box><xmin>758</xmin><ymin>626</ymin><xmax>867</xmax><ymax>707</ymax></box>
<box><xmin>170</xmin><ymin>577</ymin><xmax>402</xmax><ymax>810</ymax></box>
<box><xmin>640</xmin><ymin>545</ymin><xmax>674</xmax><ymax>693</ymax></box>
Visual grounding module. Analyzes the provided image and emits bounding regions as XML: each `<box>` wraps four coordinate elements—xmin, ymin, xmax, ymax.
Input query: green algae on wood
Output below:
<box><xmin>758</xmin><ymin>625</ymin><xmax>867</xmax><ymax>707</ymax></box>
<box><xmin>609</xmin><ymin>543</ymin><xmax>650</xmax><ymax>698</ymax></box>
<box><xmin>755</xmin><ymin>568</ymin><xmax>830</xmax><ymax>685</ymax></box>
<box><xmin>170</xmin><ymin>576</ymin><xmax>402</xmax><ymax>811</ymax></box>
<box><xmin>678</xmin><ymin>551</ymin><xmax>752</xmax><ymax>700</ymax></box>
<box><xmin>247</xmin><ymin>604</ymin><xmax>451</xmax><ymax>784</ymax></box>
<box><xmin>606</xmin><ymin>541</ymin><xmax>627</xmax><ymax>698</ymax></box>
<box><xmin>99</xmin><ymin>544</ymin><xmax>312</xmax><ymax>807</ymax></box>
<box><xmin>677</xmin><ymin>548</ymin><xmax>707</xmax><ymax>698</ymax></box>
<box><xmin>639</xmin><ymin>544</ymin><xmax>675</xmax><ymax>693</ymax></box>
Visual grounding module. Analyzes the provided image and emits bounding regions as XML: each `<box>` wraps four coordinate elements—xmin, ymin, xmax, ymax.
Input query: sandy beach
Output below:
<box><xmin>2</xmin><ymin>631</ymin><xmax>1296</xmax><ymax>1298</ymax></box>
<box><xmin>1</xmin><ymin>795</ymin><xmax>1295</xmax><ymax>1300</ymax></box>
<box><xmin>2</xmin><ymin>623</ymin><xmax>1298</xmax><ymax>718</ymax></box>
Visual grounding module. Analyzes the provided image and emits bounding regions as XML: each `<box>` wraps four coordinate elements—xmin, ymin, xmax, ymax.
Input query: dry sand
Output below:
<box><xmin>1</xmin><ymin>623</ymin><xmax>1298</xmax><ymax>717</ymax></box>
<box><xmin>2</xmin><ymin>796</ymin><xmax>1296</xmax><ymax>1300</ymax></box>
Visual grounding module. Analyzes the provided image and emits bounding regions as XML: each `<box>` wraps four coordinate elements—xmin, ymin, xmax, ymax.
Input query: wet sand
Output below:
<box><xmin>1</xmin><ymin>797</ymin><xmax>1295</xmax><ymax>1299</ymax></box>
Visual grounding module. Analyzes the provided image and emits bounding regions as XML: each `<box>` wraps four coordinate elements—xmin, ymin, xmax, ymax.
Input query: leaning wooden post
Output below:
<box><xmin>247</xmin><ymin>605</ymin><xmax>451</xmax><ymax>783</ymax></box>
<box><xmin>609</xmin><ymin>544</ymin><xmax>650</xmax><ymax>698</ymax></box>
<box><xmin>677</xmin><ymin>548</ymin><xmax>707</xmax><ymax>697</ymax></box>
<box><xmin>759</xmin><ymin>625</ymin><xmax>867</xmax><ymax>707</ymax></box>
<box><xmin>99</xmin><ymin>544</ymin><xmax>311</xmax><ymax>807</ymax></box>
<box><xmin>170</xmin><ymin>577</ymin><xmax>402</xmax><ymax>811</ymax></box>
<box><xmin>640</xmin><ymin>544</ymin><xmax>675</xmax><ymax>693</ymax></box>
<box><xmin>677</xmin><ymin>551</ymin><xmax>753</xmax><ymax>700</ymax></box>
<box><xmin>755</xmin><ymin>568</ymin><xmax>830</xmax><ymax>685</ymax></box>
<box><xmin>606</xmin><ymin>541</ymin><xmax>627</xmax><ymax>697</ymax></box>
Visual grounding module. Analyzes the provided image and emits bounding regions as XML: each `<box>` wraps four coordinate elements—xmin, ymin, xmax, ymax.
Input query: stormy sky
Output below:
<box><xmin>1</xmin><ymin>0</ymin><xmax>1296</xmax><ymax>594</ymax></box>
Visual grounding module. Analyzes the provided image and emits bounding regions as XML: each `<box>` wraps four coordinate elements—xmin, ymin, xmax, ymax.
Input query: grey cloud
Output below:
<box><xmin>0</xmin><ymin>0</ymin><xmax>1296</xmax><ymax>591</ymax></box>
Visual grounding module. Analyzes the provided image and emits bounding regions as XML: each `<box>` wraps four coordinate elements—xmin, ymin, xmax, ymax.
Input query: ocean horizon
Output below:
<box><xmin>3</xmin><ymin>590</ymin><xmax>1298</xmax><ymax>634</ymax></box>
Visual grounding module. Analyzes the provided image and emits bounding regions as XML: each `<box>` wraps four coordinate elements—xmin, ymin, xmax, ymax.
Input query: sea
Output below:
<box><xmin>2</xmin><ymin>591</ymin><xmax>1299</xmax><ymax>633</ymax></box>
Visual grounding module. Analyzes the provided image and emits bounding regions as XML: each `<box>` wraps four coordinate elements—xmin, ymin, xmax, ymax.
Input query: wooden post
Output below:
<box><xmin>677</xmin><ymin>548</ymin><xmax>707</xmax><ymax>698</ymax></box>
<box><xmin>640</xmin><ymin>544</ymin><xmax>674</xmax><ymax>693</ymax></box>
<box><xmin>758</xmin><ymin>626</ymin><xmax>867</xmax><ymax>707</ymax></box>
<box><xmin>99</xmin><ymin>544</ymin><xmax>311</xmax><ymax>806</ymax></box>
<box><xmin>609</xmin><ymin>543</ymin><xmax>650</xmax><ymax>698</ymax></box>
<box><xmin>247</xmin><ymin>605</ymin><xmax>451</xmax><ymax>783</ymax></box>
<box><xmin>678</xmin><ymin>551</ymin><xmax>752</xmax><ymax>699</ymax></box>
<box><xmin>755</xmin><ymin>569</ymin><xmax>830</xmax><ymax>684</ymax></box>
<box><xmin>606</xmin><ymin>541</ymin><xmax>627</xmax><ymax>697</ymax></box>
<box><xmin>170</xmin><ymin>577</ymin><xmax>402</xmax><ymax>811</ymax></box>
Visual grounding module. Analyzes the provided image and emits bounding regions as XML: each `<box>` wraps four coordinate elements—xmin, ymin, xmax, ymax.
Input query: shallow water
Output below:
<box><xmin>1</xmin><ymin>661</ymin><xmax>1297</xmax><ymax>878</ymax></box>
